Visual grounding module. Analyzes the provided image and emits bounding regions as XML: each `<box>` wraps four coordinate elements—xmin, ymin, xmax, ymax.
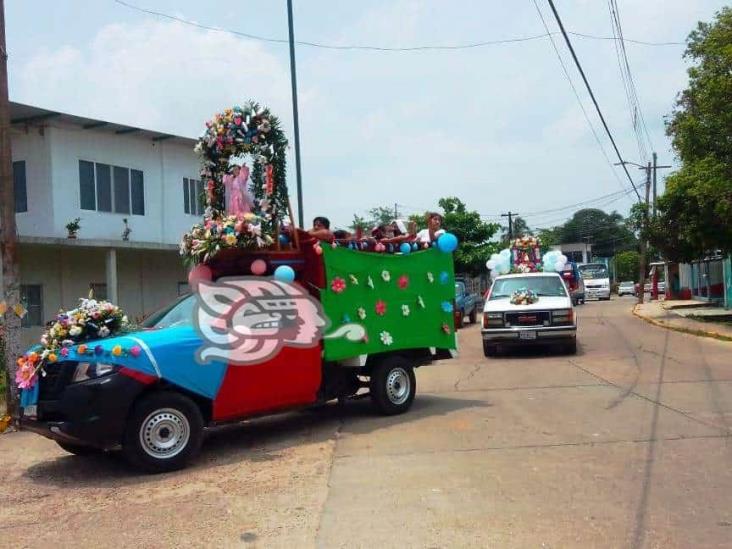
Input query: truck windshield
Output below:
<box><xmin>579</xmin><ymin>264</ymin><xmax>609</xmax><ymax>280</ymax></box>
<box><xmin>141</xmin><ymin>294</ymin><xmax>196</xmax><ymax>329</ymax></box>
<box><xmin>455</xmin><ymin>282</ymin><xmax>465</xmax><ymax>296</ymax></box>
<box><xmin>490</xmin><ymin>276</ymin><xmax>567</xmax><ymax>299</ymax></box>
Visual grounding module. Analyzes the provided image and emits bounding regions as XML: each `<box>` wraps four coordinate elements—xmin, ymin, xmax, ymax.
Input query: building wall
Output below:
<box><xmin>11</xmin><ymin>127</ymin><xmax>54</xmax><ymax>237</ymax></box>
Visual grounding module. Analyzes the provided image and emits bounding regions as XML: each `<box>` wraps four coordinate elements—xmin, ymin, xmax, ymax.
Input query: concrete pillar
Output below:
<box><xmin>105</xmin><ymin>248</ymin><xmax>118</xmax><ymax>304</ymax></box>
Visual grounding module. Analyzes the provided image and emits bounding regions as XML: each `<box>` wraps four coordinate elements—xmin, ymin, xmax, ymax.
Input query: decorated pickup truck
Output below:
<box><xmin>15</xmin><ymin>102</ymin><xmax>458</xmax><ymax>472</ymax></box>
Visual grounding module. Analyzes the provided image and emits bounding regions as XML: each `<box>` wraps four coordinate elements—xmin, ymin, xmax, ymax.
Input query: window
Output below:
<box><xmin>13</xmin><ymin>161</ymin><xmax>27</xmax><ymax>213</ymax></box>
<box><xmin>89</xmin><ymin>283</ymin><xmax>108</xmax><ymax>300</ymax></box>
<box><xmin>177</xmin><ymin>281</ymin><xmax>190</xmax><ymax>296</ymax></box>
<box><xmin>79</xmin><ymin>160</ymin><xmax>145</xmax><ymax>215</ymax></box>
<box><xmin>183</xmin><ymin>177</ymin><xmax>204</xmax><ymax>216</ymax></box>
<box><xmin>20</xmin><ymin>284</ymin><xmax>43</xmax><ymax>327</ymax></box>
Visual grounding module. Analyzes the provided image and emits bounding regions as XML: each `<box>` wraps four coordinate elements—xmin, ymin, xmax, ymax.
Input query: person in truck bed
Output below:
<box><xmin>416</xmin><ymin>212</ymin><xmax>445</xmax><ymax>243</ymax></box>
<box><xmin>309</xmin><ymin>216</ymin><xmax>334</xmax><ymax>241</ymax></box>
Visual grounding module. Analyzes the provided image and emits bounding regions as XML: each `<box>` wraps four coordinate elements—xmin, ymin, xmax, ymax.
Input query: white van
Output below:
<box><xmin>578</xmin><ymin>263</ymin><xmax>611</xmax><ymax>300</ymax></box>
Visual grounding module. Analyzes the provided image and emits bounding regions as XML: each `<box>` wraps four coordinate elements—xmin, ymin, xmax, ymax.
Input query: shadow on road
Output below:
<box><xmin>491</xmin><ymin>344</ymin><xmax>584</xmax><ymax>360</ymax></box>
<box><xmin>22</xmin><ymin>393</ymin><xmax>488</xmax><ymax>487</ymax></box>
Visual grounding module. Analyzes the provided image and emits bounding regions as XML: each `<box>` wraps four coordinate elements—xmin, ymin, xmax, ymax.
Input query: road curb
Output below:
<box><xmin>632</xmin><ymin>304</ymin><xmax>732</xmax><ymax>342</ymax></box>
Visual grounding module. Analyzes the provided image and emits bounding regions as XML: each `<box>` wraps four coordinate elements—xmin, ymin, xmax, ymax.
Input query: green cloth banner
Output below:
<box><xmin>320</xmin><ymin>245</ymin><xmax>457</xmax><ymax>361</ymax></box>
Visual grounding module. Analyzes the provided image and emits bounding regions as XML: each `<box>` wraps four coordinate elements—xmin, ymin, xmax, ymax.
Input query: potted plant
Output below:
<box><xmin>122</xmin><ymin>218</ymin><xmax>131</xmax><ymax>241</ymax></box>
<box><xmin>66</xmin><ymin>217</ymin><xmax>81</xmax><ymax>239</ymax></box>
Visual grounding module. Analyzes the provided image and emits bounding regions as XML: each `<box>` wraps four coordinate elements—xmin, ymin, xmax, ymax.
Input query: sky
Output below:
<box><xmin>6</xmin><ymin>0</ymin><xmax>728</xmax><ymax>232</ymax></box>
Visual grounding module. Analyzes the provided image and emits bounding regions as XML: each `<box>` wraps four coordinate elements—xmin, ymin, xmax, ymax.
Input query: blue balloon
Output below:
<box><xmin>437</xmin><ymin>232</ymin><xmax>459</xmax><ymax>253</ymax></box>
<box><xmin>278</xmin><ymin>234</ymin><xmax>289</xmax><ymax>245</ymax></box>
<box><xmin>274</xmin><ymin>265</ymin><xmax>295</xmax><ymax>283</ymax></box>
<box><xmin>399</xmin><ymin>242</ymin><xmax>412</xmax><ymax>254</ymax></box>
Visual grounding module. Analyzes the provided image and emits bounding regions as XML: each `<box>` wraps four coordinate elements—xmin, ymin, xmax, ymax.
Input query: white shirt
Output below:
<box><xmin>416</xmin><ymin>228</ymin><xmax>445</xmax><ymax>243</ymax></box>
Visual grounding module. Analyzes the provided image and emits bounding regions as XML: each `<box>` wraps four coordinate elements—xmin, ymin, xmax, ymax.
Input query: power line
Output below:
<box><xmin>545</xmin><ymin>0</ymin><xmax>641</xmax><ymax>202</ymax></box>
<box><xmin>112</xmin><ymin>0</ymin><xmax>684</xmax><ymax>52</ymax></box>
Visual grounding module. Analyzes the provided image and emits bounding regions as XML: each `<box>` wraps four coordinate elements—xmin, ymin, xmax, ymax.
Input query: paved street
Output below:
<box><xmin>2</xmin><ymin>298</ymin><xmax>732</xmax><ymax>548</ymax></box>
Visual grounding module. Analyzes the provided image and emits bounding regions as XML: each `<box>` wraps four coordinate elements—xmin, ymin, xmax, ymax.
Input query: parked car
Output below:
<box><xmin>455</xmin><ymin>279</ymin><xmax>481</xmax><ymax>328</ymax></box>
<box><xmin>618</xmin><ymin>281</ymin><xmax>636</xmax><ymax>296</ymax></box>
<box><xmin>481</xmin><ymin>272</ymin><xmax>577</xmax><ymax>356</ymax></box>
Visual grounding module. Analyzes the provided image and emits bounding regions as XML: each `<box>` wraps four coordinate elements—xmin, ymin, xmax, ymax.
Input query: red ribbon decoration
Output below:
<box><xmin>265</xmin><ymin>164</ymin><xmax>274</xmax><ymax>195</ymax></box>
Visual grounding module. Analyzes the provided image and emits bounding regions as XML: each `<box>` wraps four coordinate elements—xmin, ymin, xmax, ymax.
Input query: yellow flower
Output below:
<box><xmin>48</xmin><ymin>353</ymin><xmax>58</xmax><ymax>363</ymax></box>
<box><xmin>224</xmin><ymin>233</ymin><xmax>237</xmax><ymax>246</ymax></box>
<box><xmin>243</xmin><ymin>213</ymin><xmax>256</xmax><ymax>221</ymax></box>
<box><xmin>112</xmin><ymin>345</ymin><xmax>123</xmax><ymax>357</ymax></box>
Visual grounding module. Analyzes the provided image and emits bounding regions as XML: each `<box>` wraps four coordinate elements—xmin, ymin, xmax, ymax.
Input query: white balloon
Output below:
<box><xmin>559</xmin><ymin>254</ymin><xmax>568</xmax><ymax>264</ymax></box>
<box><xmin>486</xmin><ymin>260</ymin><xmax>497</xmax><ymax>270</ymax></box>
<box><xmin>499</xmin><ymin>248</ymin><xmax>511</xmax><ymax>258</ymax></box>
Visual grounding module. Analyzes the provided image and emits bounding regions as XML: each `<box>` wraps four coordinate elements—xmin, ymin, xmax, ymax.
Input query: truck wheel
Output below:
<box><xmin>468</xmin><ymin>309</ymin><xmax>477</xmax><ymax>324</ymax></box>
<box><xmin>123</xmin><ymin>391</ymin><xmax>204</xmax><ymax>473</ymax></box>
<box><xmin>566</xmin><ymin>340</ymin><xmax>578</xmax><ymax>355</ymax></box>
<box><xmin>483</xmin><ymin>341</ymin><xmax>498</xmax><ymax>357</ymax></box>
<box><xmin>56</xmin><ymin>441</ymin><xmax>103</xmax><ymax>456</ymax></box>
<box><xmin>370</xmin><ymin>357</ymin><xmax>416</xmax><ymax>415</ymax></box>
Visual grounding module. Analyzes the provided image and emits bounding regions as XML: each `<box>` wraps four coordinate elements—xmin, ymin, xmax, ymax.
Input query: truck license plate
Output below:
<box><xmin>519</xmin><ymin>331</ymin><xmax>537</xmax><ymax>340</ymax></box>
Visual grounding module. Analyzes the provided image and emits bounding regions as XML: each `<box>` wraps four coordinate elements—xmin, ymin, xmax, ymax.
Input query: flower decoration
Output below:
<box><xmin>77</xmin><ymin>344</ymin><xmax>88</xmax><ymax>354</ymax></box>
<box><xmin>380</xmin><ymin>331</ymin><xmax>394</xmax><ymax>346</ymax></box>
<box><xmin>94</xmin><ymin>345</ymin><xmax>104</xmax><ymax>356</ymax></box>
<box><xmin>349</xmin><ymin>274</ymin><xmax>359</xmax><ymax>286</ymax></box>
<box><xmin>401</xmin><ymin>304</ymin><xmax>411</xmax><ymax>317</ymax></box>
<box><xmin>15</xmin><ymin>357</ymin><xmax>38</xmax><ymax>390</ymax></box>
<box><xmin>398</xmin><ymin>275</ymin><xmax>409</xmax><ymax>289</ymax></box>
<box><xmin>510</xmin><ymin>288</ymin><xmax>539</xmax><ymax>305</ymax></box>
<box><xmin>375</xmin><ymin>300</ymin><xmax>387</xmax><ymax>316</ymax></box>
<box><xmin>441</xmin><ymin>301</ymin><xmax>454</xmax><ymax>313</ymax></box>
<box><xmin>381</xmin><ymin>270</ymin><xmax>391</xmax><ymax>282</ymax></box>
<box><xmin>439</xmin><ymin>271</ymin><xmax>450</xmax><ymax>284</ymax></box>
<box><xmin>417</xmin><ymin>295</ymin><xmax>426</xmax><ymax>309</ymax></box>
<box><xmin>331</xmin><ymin>277</ymin><xmax>347</xmax><ymax>294</ymax></box>
<box><xmin>357</xmin><ymin>307</ymin><xmax>367</xmax><ymax>320</ymax></box>
<box><xmin>48</xmin><ymin>353</ymin><xmax>58</xmax><ymax>364</ymax></box>
<box><xmin>130</xmin><ymin>345</ymin><xmax>142</xmax><ymax>358</ymax></box>
<box><xmin>112</xmin><ymin>345</ymin><xmax>123</xmax><ymax>357</ymax></box>
<box><xmin>367</xmin><ymin>276</ymin><xmax>375</xmax><ymax>289</ymax></box>
<box><xmin>441</xmin><ymin>323</ymin><xmax>451</xmax><ymax>334</ymax></box>
<box><xmin>427</xmin><ymin>272</ymin><xmax>434</xmax><ymax>283</ymax></box>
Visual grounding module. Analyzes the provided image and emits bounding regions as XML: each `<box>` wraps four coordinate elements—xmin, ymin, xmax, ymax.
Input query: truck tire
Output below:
<box><xmin>468</xmin><ymin>308</ymin><xmax>477</xmax><ymax>324</ymax></box>
<box><xmin>483</xmin><ymin>341</ymin><xmax>498</xmax><ymax>357</ymax></box>
<box><xmin>56</xmin><ymin>441</ymin><xmax>103</xmax><ymax>456</ymax></box>
<box><xmin>370</xmin><ymin>357</ymin><xmax>416</xmax><ymax>415</ymax></box>
<box><xmin>123</xmin><ymin>391</ymin><xmax>204</xmax><ymax>473</ymax></box>
<box><xmin>566</xmin><ymin>339</ymin><xmax>578</xmax><ymax>355</ymax></box>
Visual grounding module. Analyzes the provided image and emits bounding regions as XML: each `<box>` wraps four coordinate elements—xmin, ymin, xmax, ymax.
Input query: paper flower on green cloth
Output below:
<box><xmin>417</xmin><ymin>295</ymin><xmax>425</xmax><ymax>308</ymax></box>
<box><xmin>441</xmin><ymin>301</ymin><xmax>454</xmax><ymax>313</ymax></box>
<box><xmin>439</xmin><ymin>271</ymin><xmax>449</xmax><ymax>284</ymax></box>
<box><xmin>381</xmin><ymin>270</ymin><xmax>391</xmax><ymax>282</ymax></box>
<box><xmin>331</xmin><ymin>277</ymin><xmax>346</xmax><ymax>293</ymax></box>
<box><xmin>401</xmin><ymin>304</ymin><xmax>410</xmax><ymax>317</ymax></box>
<box><xmin>357</xmin><ymin>307</ymin><xmax>366</xmax><ymax>320</ymax></box>
<box><xmin>349</xmin><ymin>274</ymin><xmax>359</xmax><ymax>285</ymax></box>
<box><xmin>367</xmin><ymin>275</ymin><xmax>375</xmax><ymax>289</ymax></box>
<box><xmin>427</xmin><ymin>272</ymin><xmax>434</xmax><ymax>283</ymax></box>
<box><xmin>375</xmin><ymin>300</ymin><xmax>387</xmax><ymax>316</ymax></box>
<box><xmin>441</xmin><ymin>323</ymin><xmax>451</xmax><ymax>334</ymax></box>
<box><xmin>380</xmin><ymin>331</ymin><xmax>394</xmax><ymax>346</ymax></box>
<box><xmin>398</xmin><ymin>274</ymin><xmax>409</xmax><ymax>289</ymax></box>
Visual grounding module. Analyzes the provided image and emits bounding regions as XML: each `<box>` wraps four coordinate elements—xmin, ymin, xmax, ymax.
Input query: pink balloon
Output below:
<box><xmin>188</xmin><ymin>264</ymin><xmax>213</xmax><ymax>289</ymax></box>
<box><xmin>250</xmin><ymin>259</ymin><xmax>267</xmax><ymax>275</ymax></box>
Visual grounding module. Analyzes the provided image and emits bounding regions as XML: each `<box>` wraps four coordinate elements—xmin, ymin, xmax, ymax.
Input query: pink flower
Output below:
<box><xmin>331</xmin><ymin>277</ymin><xmax>347</xmax><ymax>294</ymax></box>
<box><xmin>15</xmin><ymin>361</ymin><xmax>37</xmax><ymax>389</ymax></box>
<box><xmin>442</xmin><ymin>323</ymin><xmax>451</xmax><ymax>334</ymax></box>
<box><xmin>130</xmin><ymin>345</ymin><xmax>142</xmax><ymax>358</ymax></box>
<box><xmin>60</xmin><ymin>348</ymin><xmax>69</xmax><ymax>357</ymax></box>
<box><xmin>398</xmin><ymin>275</ymin><xmax>409</xmax><ymax>289</ymax></box>
<box><xmin>375</xmin><ymin>300</ymin><xmax>387</xmax><ymax>316</ymax></box>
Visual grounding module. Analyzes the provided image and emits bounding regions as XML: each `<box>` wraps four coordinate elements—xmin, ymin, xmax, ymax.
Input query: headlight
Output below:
<box><xmin>552</xmin><ymin>309</ymin><xmax>574</xmax><ymax>325</ymax></box>
<box><xmin>483</xmin><ymin>312</ymin><xmax>504</xmax><ymax>328</ymax></box>
<box><xmin>72</xmin><ymin>362</ymin><xmax>119</xmax><ymax>383</ymax></box>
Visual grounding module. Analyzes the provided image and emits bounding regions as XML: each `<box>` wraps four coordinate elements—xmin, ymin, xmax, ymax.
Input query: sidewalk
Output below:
<box><xmin>633</xmin><ymin>299</ymin><xmax>732</xmax><ymax>341</ymax></box>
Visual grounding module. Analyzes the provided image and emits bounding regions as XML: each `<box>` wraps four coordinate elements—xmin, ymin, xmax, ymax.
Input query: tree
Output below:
<box><xmin>558</xmin><ymin>208</ymin><xmax>637</xmax><ymax>257</ymax></box>
<box><xmin>437</xmin><ymin>197</ymin><xmax>501</xmax><ymax>275</ymax></box>
<box><xmin>655</xmin><ymin>7</ymin><xmax>732</xmax><ymax>258</ymax></box>
<box><xmin>366</xmin><ymin>206</ymin><xmax>395</xmax><ymax>228</ymax></box>
<box><xmin>536</xmin><ymin>227</ymin><xmax>561</xmax><ymax>248</ymax></box>
<box><xmin>615</xmin><ymin>250</ymin><xmax>640</xmax><ymax>282</ymax></box>
<box><xmin>348</xmin><ymin>214</ymin><xmax>369</xmax><ymax>234</ymax></box>
<box><xmin>501</xmin><ymin>216</ymin><xmax>531</xmax><ymax>243</ymax></box>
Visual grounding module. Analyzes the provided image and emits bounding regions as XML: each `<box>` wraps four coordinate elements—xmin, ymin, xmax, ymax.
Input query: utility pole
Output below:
<box><xmin>501</xmin><ymin>211</ymin><xmax>517</xmax><ymax>241</ymax></box>
<box><xmin>583</xmin><ymin>236</ymin><xmax>592</xmax><ymax>263</ymax></box>
<box><xmin>286</xmin><ymin>0</ymin><xmax>304</xmax><ymax>227</ymax></box>
<box><xmin>0</xmin><ymin>0</ymin><xmax>19</xmax><ymax>418</ymax></box>
<box><xmin>394</xmin><ymin>203</ymin><xmax>399</xmax><ymax>220</ymax></box>
<box><xmin>651</xmin><ymin>152</ymin><xmax>671</xmax><ymax>218</ymax></box>
<box><xmin>637</xmin><ymin>162</ymin><xmax>651</xmax><ymax>305</ymax></box>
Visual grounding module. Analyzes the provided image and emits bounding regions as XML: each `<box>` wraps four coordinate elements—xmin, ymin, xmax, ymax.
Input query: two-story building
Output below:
<box><xmin>3</xmin><ymin>101</ymin><xmax>204</xmax><ymax>344</ymax></box>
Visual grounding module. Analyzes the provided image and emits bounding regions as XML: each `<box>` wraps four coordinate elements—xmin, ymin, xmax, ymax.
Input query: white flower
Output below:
<box><xmin>69</xmin><ymin>325</ymin><xmax>83</xmax><ymax>337</ymax></box>
<box><xmin>98</xmin><ymin>326</ymin><xmax>110</xmax><ymax>338</ymax></box>
<box><xmin>401</xmin><ymin>304</ymin><xmax>410</xmax><ymax>317</ymax></box>
<box><xmin>381</xmin><ymin>270</ymin><xmax>391</xmax><ymax>282</ymax></box>
<box><xmin>349</xmin><ymin>274</ymin><xmax>359</xmax><ymax>285</ymax></box>
<box><xmin>367</xmin><ymin>276</ymin><xmax>375</xmax><ymax>289</ymax></box>
<box><xmin>427</xmin><ymin>272</ymin><xmax>434</xmax><ymax>283</ymax></box>
<box><xmin>357</xmin><ymin>307</ymin><xmax>366</xmax><ymax>320</ymax></box>
<box><xmin>417</xmin><ymin>295</ymin><xmax>425</xmax><ymax>309</ymax></box>
<box><xmin>380</xmin><ymin>331</ymin><xmax>394</xmax><ymax>346</ymax></box>
<box><xmin>122</xmin><ymin>315</ymin><xmax>129</xmax><ymax>324</ymax></box>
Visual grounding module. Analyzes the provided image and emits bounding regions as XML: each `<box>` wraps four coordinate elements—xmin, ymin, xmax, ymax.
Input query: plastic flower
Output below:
<box><xmin>15</xmin><ymin>361</ymin><xmax>37</xmax><ymax>389</ymax></box>
<box><xmin>441</xmin><ymin>301</ymin><xmax>454</xmax><ymax>313</ymax></box>
<box><xmin>417</xmin><ymin>295</ymin><xmax>426</xmax><ymax>309</ymax></box>
<box><xmin>439</xmin><ymin>271</ymin><xmax>450</xmax><ymax>284</ymax></box>
<box><xmin>349</xmin><ymin>274</ymin><xmax>359</xmax><ymax>286</ymax></box>
<box><xmin>401</xmin><ymin>304</ymin><xmax>410</xmax><ymax>317</ymax></box>
<box><xmin>375</xmin><ymin>300</ymin><xmax>387</xmax><ymax>316</ymax></box>
<box><xmin>77</xmin><ymin>344</ymin><xmax>88</xmax><ymax>354</ymax></box>
<box><xmin>98</xmin><ymin>326</ymin><xmax>110</xmax><ymax>338</ymax></box>
<box><xmin>331</xmin><ymin>277</ymin><xmax>347</xmax><ymax>294</ymax></box>
<box><xmin>47</xmin><ymin>353</ymin><xmax>58</xmax><ymax>363</ymax></box>
<box><xmin>60</xmin><ymin>347</ymin><xmax>70</xmax><ymax>358</ymax></box>
<box><xmin>427</xmin><ymin>272</ymin><xmax>434</xmax><ymax>283</ymax></box>
<box><xmin>94</xmin><ymin>345</ymin><xmax>104</xmax><ymax>356</ymax></box>
<box><xmin>367</xmin><ymin>276</ymin><xmax>375</xmax><ymax>289</ymax></box>
<box><xmin>130</xmin><ymin>345</ymin><xmax>142</xmax><ymax>358</ymax></box>
<box><xmin>224</xmin><ymin>233</ymin><xmax>237</xmax><ymax>246</ymax></box>
<box><xmin>69</xmin><ymin>325</ymin><xmax>82</xmax><ymax>337</ymax></box>
<box><xmin>380</xmin><ymin>331</ymin><xmax>394</xmax><ymax>346</ymax></box>
<box><xmin>112</xmin><ymin>345</ymin><xmax>123</xmax><ymax>357</ymax></box>
<box><xmin>357</xmin><ymin>307</ymin><xmax>366</xmax><ymax>320</ymax></box>
<box><xmin>381</xmin><ymin>270</ymin><xmax>391</xmax><ymax>282</ymax></box>
<box><xmin>442</xmin><ymin>323</ymin><xmax>451</xmax><ymax>334</ymax></box>
<box><xmin>398</xmin><ymin>275</ymin><xmax>409</xmax><ymax>289</ymax></box>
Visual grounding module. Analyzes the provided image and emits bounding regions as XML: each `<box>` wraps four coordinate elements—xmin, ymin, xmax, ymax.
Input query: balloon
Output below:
<box><xmin>278</xmin><ymin>234</ymin><xmax>290</xmax><ymax>246</ymax></box>
<box><xmin>274</xmin><ymin>265</ymin><xmax>295</xmax><ymax>282</ymax></box>
<box><xmin>411</xmin><ymin>242</ymin><xmax>418</xmax><ymax>251</ymax></box>
<box><xmin>399</xmin><ymin>242</ymin><xmax>412</xmax><ymax>254</ymax></box>
<box><xmin>250</xmin><ymin>259</ymin><xmax>267</xmax><ymax>275</ymax></box>
<box><xmin>437</xmin><ymin>232</ymin><xmax>458</xmax><ymax>253</ymax></box>
<box><xmin>188</xmin><ymin>264</ymin><xmax>212</xmax><ymax>289</ymax></box>
<box><xmin>486</xmin><ymin>260</ymin><xmax>497</xmax><ymax>270</ymax></box>
<box><xmin>499</xmin><ymin>248</ymin><xmax>511</xmax><ymax>258</ymax></box>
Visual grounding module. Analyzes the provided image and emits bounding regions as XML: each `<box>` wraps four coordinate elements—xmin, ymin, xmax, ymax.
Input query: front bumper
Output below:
<box><xmin>585</xmin><ymin>287</ymin><xmax>610</xmax><ymax>299</ymax></box>
<box><xmin>481</xmin><ymin>325</ymin><xmax>576</xmax><ymax>344</ymax></box>
<box><xmin>20</xmin><ymin>372</ymin><xmax>148</xmax><ymax>449</ymax></box>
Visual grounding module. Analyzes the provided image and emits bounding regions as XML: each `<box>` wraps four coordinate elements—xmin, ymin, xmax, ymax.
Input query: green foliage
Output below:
<box><xmin>408</xmin><ymin>213</ymin><xmax>427</xmax><ymax>231</ymax></box>
<box><xmin>615</xmin><ymin>250</ymin><xmax>640</xmax><ymax>282</ymax></box>
<box><xmin>656</xmin><ymin>7</ymin><xmax>732</xmax><ymax>259</ymax></box>
<box><xmin>536</xmin><ymin>227</ymin><xmax>561</xmax><ymax>248</ymax></box>
<box><xmin>367</xmin><ymin>207</ymin><xmax>396</xmax><ymax>228</ymax></box>
<box><xmin>556</xmin><ymin>208</ymin><xmax>637</xmax><ymax>256</ymax></box>
<box><xmin>437</xmin><ymin>197</ymin><xmax>501</xmax><ymax>276</ymax></box>
<box><xmin>501</xmin><ymin>216</ymin><xmax>531</xmax><ymax>244</ymax></box>
<box><xmin>349</xmin><ymin>214</ymin><xmax>370</xmax><ymax>233</ymax></box>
